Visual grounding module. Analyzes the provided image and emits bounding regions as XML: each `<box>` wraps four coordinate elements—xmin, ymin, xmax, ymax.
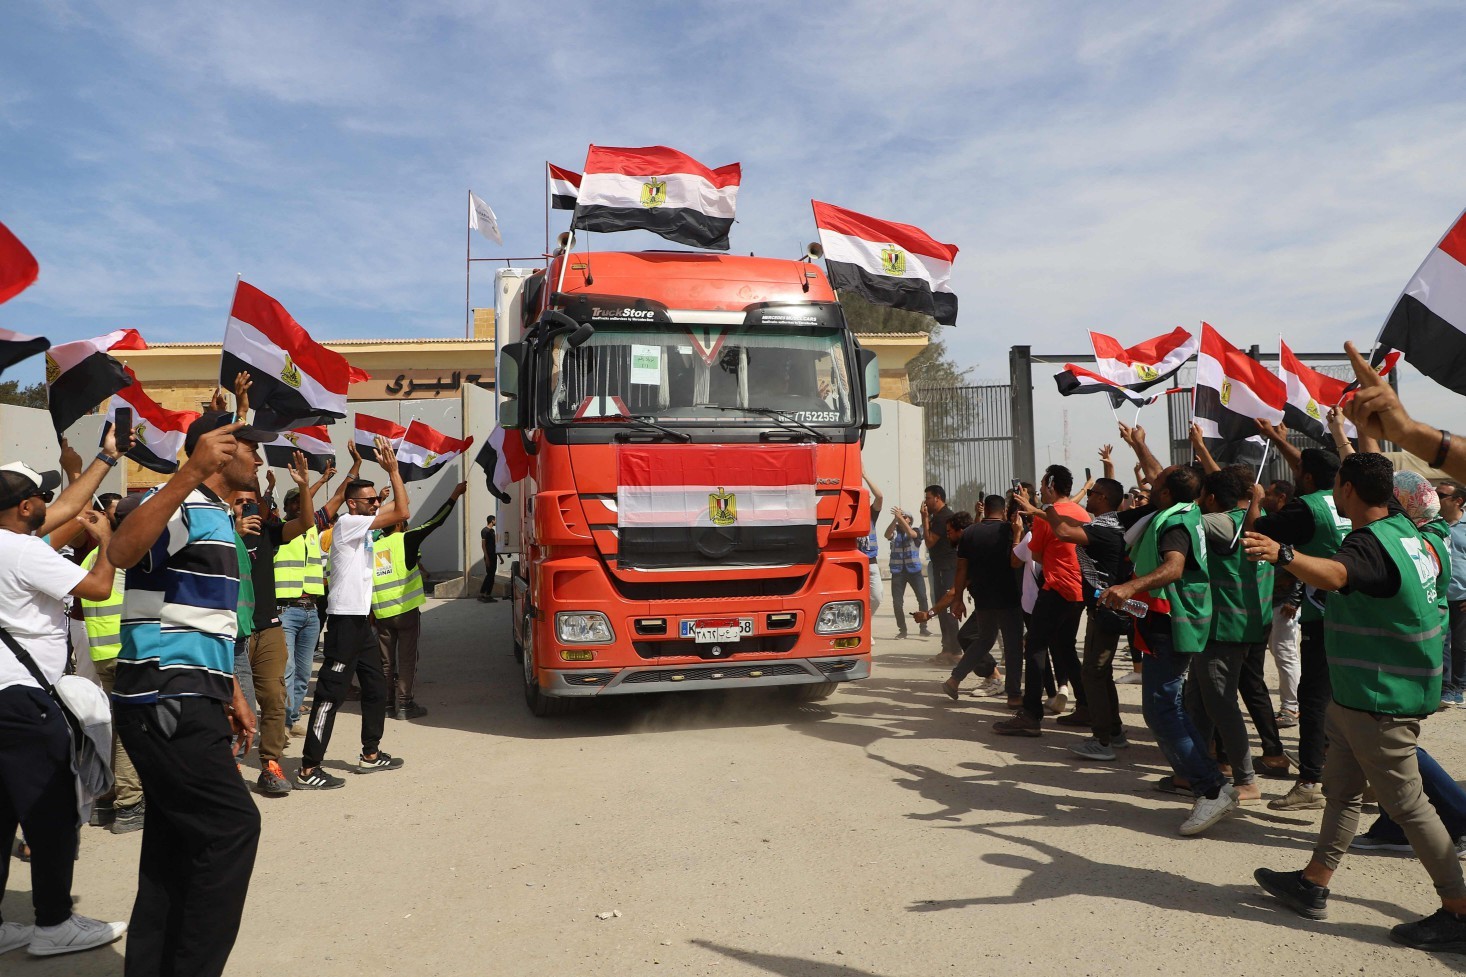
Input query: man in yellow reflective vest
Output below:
<box><xmin>373</xmin><ymin>482</ymin><xmax>465</xmax><ymax>720</ymax></box>
<box><xmin>275</xmin><ymin>474</ymin><xmax>331</xmax><ymax>737</ymax></box>
<box><xmin>80</xmin><ymin>493</ymin><xmax>145</xmax><ymax>833</ymax></box>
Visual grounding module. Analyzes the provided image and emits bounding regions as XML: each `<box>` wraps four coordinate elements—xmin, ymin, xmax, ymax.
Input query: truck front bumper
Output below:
<box><xmin>543</xmin><ymin>655</ymin><xmax>871</xmax><ymax>697</ymax></box>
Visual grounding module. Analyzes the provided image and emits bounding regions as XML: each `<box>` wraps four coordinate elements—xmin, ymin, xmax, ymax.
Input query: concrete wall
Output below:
<box><xmin>0</xmin><ymin>406</ymin><xmax>124</xmax><ymax>498</ymax></box>
<box><xmin>858</xmin><ymin>398</ymin><xmax>925</xmax><ymax>577</ymax></box>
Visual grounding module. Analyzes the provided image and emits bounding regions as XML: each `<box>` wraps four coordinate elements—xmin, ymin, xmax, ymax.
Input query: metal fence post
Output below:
<box><xmin>1009</xmin><ymin>345</ymin><xmax>1036</xmax><ymax>485</ymax></box>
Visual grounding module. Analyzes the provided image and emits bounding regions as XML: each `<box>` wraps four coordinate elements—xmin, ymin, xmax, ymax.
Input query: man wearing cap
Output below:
<box><xmin>107</xmin><ymin>409</ymin><xmax>274</xmax><ymax>977</ymax></box>
<box><xmin>297</xmin><ymin>436</ymin><xmax>409</xmax><ymax>789</ymax></box>
<box><xmin>0</xmin><ymin>461</ymin><xmax>129</xmax><ymax>958</ymax></box>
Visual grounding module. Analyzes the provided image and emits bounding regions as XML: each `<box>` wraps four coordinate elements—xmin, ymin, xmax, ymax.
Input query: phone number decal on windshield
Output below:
<box><xmin>790</xmin><ymin>411</ymin><xmax>839</xmax><ymax>423</ymax></box>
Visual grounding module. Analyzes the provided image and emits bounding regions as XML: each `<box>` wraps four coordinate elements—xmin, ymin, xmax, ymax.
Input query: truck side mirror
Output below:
<box><xmin>857</xmin><ymin>347</ymin><xmax>881</xmax><ymax>430</ymax></box>
<box><xmin>865</xmin><ymin>402</ymin><xmax>882</xmax><ymax>429</ymax></box>
<box><xmin>498</xmin><ymin>342</ymin><xmax>522</xmax><ymax>430</ymax></box>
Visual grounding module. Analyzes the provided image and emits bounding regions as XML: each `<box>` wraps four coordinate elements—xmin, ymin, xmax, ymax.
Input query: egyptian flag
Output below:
<box><xmin>1054</xmin><ymin>364</ymin><xmax>1159</xmax><ymax>408</ymax></box>
<box><xmin>46</xmin><ymin>328</ymin><xmax>147</xmax><ymax>434</ymax></box>
<box><xmin>395</xmin><ymin>420</ymin><xmax>472</xmax><ymax>483</ymax></box>
<box><xmin>106</xmin><ymin>368</ymin><xmax>199</xmax><ymax>473</ymax></box>
<box><xmin>812</xmin><ymin>201</ymin><xmax>958</xmax><ymax>326</ymax></box>
<box><xmin>0</xmin><ymin>327</ymin><xmax>49</xmax><ymax>378</ymax></box>
<box><xmin>548</xmin><ymin>163</ymin><xmax>580</xmax><ymax>211</ymax></box>
<box><xmin>475</xmin><ymin>426</ymin><xmax>528</xmax><ymax>503</ymax></box>
<box><xmin>0</xmin><ymin>220</ymin><xmax>40</xmax><ymax>305</ymax></box>
<box><xmin>1090</xmin><ymin>327</ymin><xmax>1197</xmax><ymax>391</ymax></box>
<box><xmin>573</xmin><ymin>145</ymin><xmax>740</xmax><ymax>251</ymax></box>
<box><xmin>221</xmin><ymin>281</ymin><xmax>370</xmax><ymax>430</ymax></box>
<box><xmin>353</xmin><ymin>412</ymin><xmax>406</xmax><ymax>466</ymax></box>
<box><xmin>262</xmin><ymin>426</ymin><xmax>334</xmax><ymax>474</ymax></box>
<box><xmin>1378</xmin><ymin>208</ymin><xmax>1466</xmax><ymax>394</ymax></box>
<box><xmin>1284</xmin><ymin>341</ymin><xmax>1400</xmax><ymax>444</ymax></box>
<box><xmin>1194</xmin><ymin>323</ymin><xmax>1286</xmax><ymax>467</ymax></box>
<box><xmin>616</xmin><ymin>445</ymin><xmax>818</xmax><ymax>570</ymax></box>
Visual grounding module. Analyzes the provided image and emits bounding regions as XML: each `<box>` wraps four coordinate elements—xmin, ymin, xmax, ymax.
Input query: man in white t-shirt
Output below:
<box><xmin>0</xmin><ymin>462</ymin><xmax>128</xmax><ymax>959</ymax></box>
<box><xmin>297</xmin><ymin>437</ymin><xmax>410</xmax><ymax>790</ymax></box>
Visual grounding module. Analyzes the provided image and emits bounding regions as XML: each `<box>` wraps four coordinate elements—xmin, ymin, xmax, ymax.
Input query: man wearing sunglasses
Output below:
<box><xmin>296</xmin><ymin>436</ymin><xmax>409</xmax><ymax>790</ymax></box>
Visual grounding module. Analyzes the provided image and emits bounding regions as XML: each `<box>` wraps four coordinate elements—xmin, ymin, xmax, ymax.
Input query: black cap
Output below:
<box><xmin>114</xmin><ymin>491</ymin><xmax>148</xmax><ymax>522</ymax></box>
<box><xmin>183</xmin><ymin>412</ymin><xmax>275</xmax><ymax>456</ymax></box>
<box><xmin>0</xmin><ymin>463</ymin><xmax>63</xmax><ymax>511</ymax></box>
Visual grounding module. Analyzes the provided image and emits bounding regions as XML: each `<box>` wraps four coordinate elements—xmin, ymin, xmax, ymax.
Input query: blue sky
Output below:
<box><xmin>4</xmin><ymin>1</ymin><xmax>1466</xmax><ymax>467</ymax></box>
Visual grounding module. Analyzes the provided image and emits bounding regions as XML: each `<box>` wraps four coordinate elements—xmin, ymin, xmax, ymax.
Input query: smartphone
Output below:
<box><xmin>242</xmin><ymin>500</ymin><xmax>260</xmax><ymax>519</ymax></box>
<box><xmin>113</xmin><ymin>408</ymin><xmax>135</xmax><ymax>454</ymax></box>
<box><xmin>1010</xmin><ymin>478</ymin><xmax>1021</xmax><ymax>492</ymax></box>
<box><xmin>1085</xmin><ymin>467</ymin><xmax>1092</xmax><ymax>481</ymax></box>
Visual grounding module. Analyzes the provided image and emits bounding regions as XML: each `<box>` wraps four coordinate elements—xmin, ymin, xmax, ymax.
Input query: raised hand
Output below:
<box><xmin>1343</xmin><ymin>340</ymin><xmax>1409</xmax><ymax>443</ymax></box>
<box><xmin>232</xmin><ymin>370</ymin><xmax>252</xmax><ymax>420</ymax></box>
<box><xmin>59</xmin><ymin>437</ymin><xmax>84</xmax><ymax>479</ymax></box>
<box><xmin>376</xmin><ymin>436</ymin><xmax>399</xmax><ymax>475</ymax></box>
<box><xmin>450</xmin><ymin>481</ymin><xmax>467</xmax><ymax>501</ymax></box>
<box><xmin>288</xmin><ymin>450</ymin><xmax>310</xmax><ymax>488</ymax></box>
<box><xmin>182</xmin><ymin>422</ymin><xmax>243</xmax><ymax>480</ymax></box>
<box><xmin>77</xmin><ymin>509</ymin><xmax>111</xmax><ymax>543</ymax></box>
<box><xmin>1098</xmin><ymin>444</ymin><xmax>1113</xmax><ymax>462</ymax></box>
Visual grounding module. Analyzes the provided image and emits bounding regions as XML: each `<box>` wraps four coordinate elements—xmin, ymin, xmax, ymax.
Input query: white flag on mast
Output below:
<box><xmin>469</xmin><ymin>191</ymin><xmax>502</xmax><ymax>245</ymax></box>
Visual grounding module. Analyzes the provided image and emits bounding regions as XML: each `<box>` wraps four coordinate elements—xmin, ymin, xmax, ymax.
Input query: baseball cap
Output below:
<box><xmin>183</xmin><ymin>411</ymin><xmax>276</xmax><ymax>456</ymax></box>
<box><xmin>0</xmin><ymin>462</ymin><xmax>63</xmax><ymax>511</ymax></box>
<box><xmin>114</xmin><ymin>491</ymin><xmax>148</xmax><ymax>522</ymax></box>
<box><xmin>284</xmin><ymin>487</ymin><xmax>301</xmax><ymax>503</ymax></box>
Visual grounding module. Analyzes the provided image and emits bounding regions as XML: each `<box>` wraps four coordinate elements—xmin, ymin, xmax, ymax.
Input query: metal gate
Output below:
<box><xmin>910</xmin><ymin>383</ymin><xmax>1013</xmax><ymax>513</ymax></box>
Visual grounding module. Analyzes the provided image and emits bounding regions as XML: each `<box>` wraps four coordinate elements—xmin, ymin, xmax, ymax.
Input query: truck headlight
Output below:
<box><xmin>556</xmin><ymin>611</ymin><xmax>615</xmax><ymax>644</ymax></box>
<box><xmin>814</xmin><ymin>601</ymin><xmax>863</xmax><ymax>634</ymax></box>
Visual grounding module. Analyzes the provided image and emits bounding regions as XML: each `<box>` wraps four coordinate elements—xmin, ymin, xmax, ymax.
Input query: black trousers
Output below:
<box><xmin>1297</xmin><ymin>619</ymin><xmax>1331</xmax><ymax>782</ymax></box>
<box><xmin>304</xmin><ymin>614</ymin><xmax>388</xmax><ymax>769</ymax></box>
<box><xmin>480</xmin><ymin>553</ymin><xmax>498</xmax><ymax>596</ymax></box>
<box><xmin>0</xmin><ymin>686</ymin><xmax>77</xmax><ymax>927</ymax></box>
<box><xmin>116</xmin><ymin>698</ymin><xmax>261</xmax><ymax>977</ymax></box>
<box><xmin>951</xmin><ymin>607</ymin><xmax>1023</xmax><ymax>684</ymax></box>
<box><xmin>1238</xmin><ymin>640</ymin><xmax>1284</xmax><ymax>758</ymax></box>
<box><xmin>1021</xmin><ymin>589</ymin><xmax>1085</xmax><ymax>720</ymax></box>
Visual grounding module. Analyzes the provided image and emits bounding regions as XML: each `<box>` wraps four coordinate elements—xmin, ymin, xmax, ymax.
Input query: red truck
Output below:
<box><xmin>495</xmin><ymin>250</ymin><xmax>880</xmax><ymax>715</ymax></box>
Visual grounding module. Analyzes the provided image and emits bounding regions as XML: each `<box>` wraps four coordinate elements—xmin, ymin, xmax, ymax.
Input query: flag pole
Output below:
<box><xmin>544</xmin><ymin>162</ymin><xmax>551</xmax><ymax>257</ymax></box>
<box><xmin>465</xmin><ymin>190</ymin><xmax>472</xmax><ymax>340</ymax></box>
<box><xmin>219</xmin><ymin>274</ymin><xmax>242</xmax><ymax>410</ymax></box>
<box><xmin>1229</xmin><ymin>437</ymin><xmax>1272</xmax><ymax>549</ymax></box>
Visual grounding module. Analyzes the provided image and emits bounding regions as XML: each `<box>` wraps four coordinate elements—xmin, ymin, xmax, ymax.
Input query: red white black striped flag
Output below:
<box><xmin>548</xmin><ymin>163</ymin><xmax>580</xmax><ymax>211</ymax></box>
<box><xmin>221</xmin><ymin>281</ymin><xmax>369</xmax><ymax>430</ymax></box>
<box><xmin>1195</xmin><ymin>323</ymin><xmax>1285</xmax><ymax>468</ymax></box>
<box><xmin>353</xmin><ymin>412</ymin><xmax>406</xmax><ymax>467</ymax></box>
<box><xmin>1055</xmin><ymin>364</ymin><xmax>1169</xmax><ymax>408</ymax></box>
<box><xmin>574</xmin><ymin>145</ymin><xmax>740</xmax><ymax>251</ymax></box>
<box><xmin>107</xmin><ymin>368</ymin><xmax>199</xmax><ymax>474</ymax></box>
<box><xmin>812</xmin><ymin>201</ymin><xmax>958</xmax><ymax>326</ymax></box>
<box><xmin>0</xmin><ymin>327</ymin><xmax>50</xmax><ymax>379</ymax></box>
<box><xmin>1090</xmin><ymin>327</ymin><xmax>1197</xmax><ymax>391</ymax></box>
<box><xmin>262</xmin><ymin>426</ymin><xmax>334</xmax><ymax>474</ymax></box>
<box><xmin>46</xmin><ymin>328</ymin><xmax>146</xmax><ymax>434</ymax></box>
<box><xmin>395</xmin><ymin>420</ymin><xmax>472</xmax><ymax>483</ymax></box>
<box><xmin>1280</xmin><ymin>340</ymin><xmax>1399</xmax><ymax>446</ymax></box>
<box><xmin>474</xmin><ymin>426</ymin><xmax>528</xmax><ymax>504</ymax></box>
<box><xmin>1377</xmin><ymin>208</ymin><xmax>1466</xmax><ymax>394</ymax></box>
<box><xmin>0</xmin><ymin>220</ymin><xmax>39</xmax><ymax>305</ymax></box>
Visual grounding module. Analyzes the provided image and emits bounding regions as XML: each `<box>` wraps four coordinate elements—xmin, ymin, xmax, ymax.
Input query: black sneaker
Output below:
<box><xmin>257</xmin><ymin>760</ymin><xmax>294</xmax><ymax>797</ymax></box>
<box><xmin>111</xmin><ymin>800</ymin><xmax>145</xmax><ymax>835</ymax></box>
<box><xmin>1253</xmin><ymin>868</ymin><xmax>1329</xmax><ymax>920</ymax></box>
<box><xmin>294</xmin><ymin>767</ymin><xmax>346</xmax><ymax>790</ymax></box>
<box><xmin>357</xmin><ymin>751</ymin><xmax>405</xmax><ymax>774</ymax></box>
<box><xmin>1392</xmin><ymin>908</ymin><xmax>1466</xmax><ymax>952</ymax></box>
<box><xmin>89</xmin><ymin>805</ymin><xmax>115</xmax><ymax>828</ymax></box>
<box><xmin>395</xmin><ymin>702</ymin><xmax>428</xmax><ymax>721</ymax></box>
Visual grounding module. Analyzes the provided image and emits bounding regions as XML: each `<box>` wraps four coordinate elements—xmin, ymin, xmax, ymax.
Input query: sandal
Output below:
<box><xmin>1155</xmin><ymin>776</ymin><xmax>1193</xmax><ymax>796</ymax></box>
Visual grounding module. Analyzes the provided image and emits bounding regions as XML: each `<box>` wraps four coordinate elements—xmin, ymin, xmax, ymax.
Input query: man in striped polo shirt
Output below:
<box><xmin>107</xmin><ymin>412</ymin><xmax>273</xmax><ymax>977</ymax></box>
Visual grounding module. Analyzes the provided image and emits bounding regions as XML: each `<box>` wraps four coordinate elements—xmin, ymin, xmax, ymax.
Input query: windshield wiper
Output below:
<box><xmin>700</xmin><ymin>404</ymin><xmax>830</xmax><ymax>442</ymax></box>
<box><xmin>614</xmin><ymin>415</ymin><xmax>691</xmax><ymax>442</ymax></box>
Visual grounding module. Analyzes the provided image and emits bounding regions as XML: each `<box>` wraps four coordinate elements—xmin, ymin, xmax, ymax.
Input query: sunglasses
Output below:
<box><xmin>348</xmin><ymin>496</ymin><xmax>380</xmax><ymax>504</ymax></box>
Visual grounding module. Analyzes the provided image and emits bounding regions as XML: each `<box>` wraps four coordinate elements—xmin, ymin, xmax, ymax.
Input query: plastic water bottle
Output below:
<box><xmin>1095</xmin><ymin>589</ymin><xmax>1148</xmax><ymax>618</ymax></box>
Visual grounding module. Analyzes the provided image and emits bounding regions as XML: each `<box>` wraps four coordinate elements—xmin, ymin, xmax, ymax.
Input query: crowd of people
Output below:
<box><xmin>0</xmin><ymin>374</ymin><xmax>469</xmax><ymax>972</ymax></box>
<box><xmin>868</xmin><ymin>343</ymin><xmax>1466</xmax><ymax>954</ymax></box>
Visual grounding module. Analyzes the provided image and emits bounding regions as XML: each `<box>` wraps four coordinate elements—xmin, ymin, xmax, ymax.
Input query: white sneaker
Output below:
<box><xmin>1117</xmin><ymin>672</ymin><xmax>1143</xmax><ymax>685</ymax></box>
<box><xmin>28</xmin><ymin>914</ymin><xmax>126</xmax><ymax>957</ymax></box>
<box><xmin>1179</xmin><ymin>785</ymin><xmax>1239</xmax><ymax>837</ymax></box>
<box><xmin>1044</xmin><ymin>691</ymin><xmax>1069</xmax><ymax>716</ymax></box>
<box><xmin>974</xmin><ymin>673</ymin><xmax>1005</xmax><ymax>697</ymax></box>
<box><xmin>0</xmin><ymin>922</ymin><xmax>32</xmax><ymax>955</ymax></box>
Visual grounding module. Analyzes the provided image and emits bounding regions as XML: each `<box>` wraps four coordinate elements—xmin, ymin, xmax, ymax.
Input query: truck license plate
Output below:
<box><xmin>681</xmin><ymin>618</ymin><xmax>754</xmax><ymax>644</ymax></box>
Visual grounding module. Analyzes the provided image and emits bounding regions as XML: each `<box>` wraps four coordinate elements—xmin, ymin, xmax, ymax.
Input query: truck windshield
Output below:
<box><xmin>548</xmin><ymin>323</ymin><xmax>855</xmax><ymax>426</ymax></box>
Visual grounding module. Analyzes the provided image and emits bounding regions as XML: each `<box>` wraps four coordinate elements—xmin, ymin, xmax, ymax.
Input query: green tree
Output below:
<box><xmin>0</xmin><ymin>380</ymin><xmax>48</xmax><ymax>410</ymax></box>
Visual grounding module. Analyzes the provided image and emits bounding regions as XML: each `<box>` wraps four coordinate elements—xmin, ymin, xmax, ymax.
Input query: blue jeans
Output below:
<box><xmin>281</xmin><ymin>605</ymin><xmax>322</xmax><ymax>726</ymax></box>
<box><xmin>1367</xmin><ymin>746</ymin><xmax>1466</xmax><ymax>840</ymax></box>
<box><xmin>1139</xmin><ymin>622</ymin><xmax>1225</xmax><ymax>798</ymax></box>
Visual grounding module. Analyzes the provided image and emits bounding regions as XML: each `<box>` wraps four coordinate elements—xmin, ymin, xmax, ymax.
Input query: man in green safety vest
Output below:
<box><xmin>79</xmin><ymin>493</ymin><xmax>145</xmax><ymax>833</ymax></box>
<box><xmin>372</xmin><ymin>481</ymin><xmax>466</xmax><ymax>720</ymax></box>
<box><xmin>1247</xmin><ymin>452</ymin><xmax>1466</xmax><ymax>954</ymax></box>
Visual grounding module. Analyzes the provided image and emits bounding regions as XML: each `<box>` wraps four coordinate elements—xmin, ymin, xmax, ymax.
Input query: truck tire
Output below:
<box><xmin>522</xmin><ymin>629</ymin><xmax>574</xmax><ymax>717</ymax></box>
<box><xmin>510</xmin><ymin>561</ymin><xmax>525</xmax><ymax>663</ymax></box>
<box><xmin>790</xmin><ymin>682</ymin><xmax>838</xmax><ymax>703</ymax></box>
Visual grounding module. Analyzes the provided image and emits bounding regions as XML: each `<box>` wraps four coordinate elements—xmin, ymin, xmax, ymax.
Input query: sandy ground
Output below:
<box><xmin>10</xmin><ymin>598</ymin><xmax>1466</xmax><ymax>976</ymax></box>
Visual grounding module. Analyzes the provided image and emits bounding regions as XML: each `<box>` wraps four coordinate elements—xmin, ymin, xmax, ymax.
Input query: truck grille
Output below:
<box><xmin>633</xmin><ymin>636</ymin><xmax>799</xmax><ymax>659</ymax></box>
<box><xmin>620</xmin><ymin>663</ymin><xmax>810</xmax><ymax>685</ymax></box>
<box><xmin>610</xmin><ymin>576</ymin><xmax>807</xmax><ymax>601</ymax></box>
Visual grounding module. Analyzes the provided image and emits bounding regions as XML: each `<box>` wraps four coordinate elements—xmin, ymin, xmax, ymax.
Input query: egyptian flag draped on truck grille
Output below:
<box><xmin>573</xmin><ymin>145</ymin><xmax>740</xmax><ymax>251</ymax></box>
<box><xmin>353</xmin><ymin>412</ymin><xmax>406</xmax><ymax>466</ymax></box>
<box><xmin>1090</xmin><ymin>327</ymin><xmax>1197</xmax><ymax>391</ymax></box>
<box><xmin>0</xmin><ymin>219</ymin><xmax>40</xmax><ymax>305</ymax></box>
<box><xmin>46</xmin><ymin>328</ymin><xmax>146</xmax><ymax>434</ymax></box>
<box><xmin>395</xmin><ymin>420</ymin><xmax>472</xmax><ymax>482</ymax></box>
<box><xmin>262</xmin><ymin>426</ymin><xmax>335</xmax><ymax>473</ymax></box>
<box><xmin>221</xmin><ymin>281</ymin><xmax>370</xmax><ymax>430</ymax></box>
<box><xmin>616</xmin><ymin>446</ymin><xmax>817</xmax><ymax>570</ymax></box>
<box><xmin>812</xmin><ymin>201</ymin><xmax>958</xmax><ymax>326</ymax></box>
<box><xmin>107</xmin><ymin>368</ymin><xmax>200</xmax><ymax>473</ymax></box>
<box><xmin>1194</xmin><ymin>323</ymin><xmax>1286</xmax><ymax>468</ymax></box>
<box><xmin>1377</xmin><ymin>208</ymin><xmax>1466</xmax><ymax>394</ymax></box>
<box><xmin>548</xmin><ymin>163</ymin><xmax>580</xmax><ymax>211</ymax></box>
<box><xmin>474</xmin><ymin>425</ymin><xmax>528</xmax><ymax>503</ymax></box>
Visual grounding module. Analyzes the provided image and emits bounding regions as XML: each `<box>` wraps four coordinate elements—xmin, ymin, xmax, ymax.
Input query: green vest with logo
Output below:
<box><xmin>274</xmin><ymin>525</ymin><xmax>325</xmax><ymax>599</ymax></box>
<box><xmin>79</xmin><ymin>549</ymin><xmax>125</xmax><ymax>662</ymax></box>
<box><xmin>1324</xmin><ymin>512</ymin><xmax>1444</xmax><ymax>715</ymax></box>
<box><xmin>1209</xmin><ymin>507</ymin><xmax>1275</xmax><ymax>643</ymax></box>
<box><xmin>1297</xmin><ymin>490</ymin><xmax>1351</xmax><ymax>623</ymax></box>
<box><xmin>1422</xmin><ymin>530</ymin><xmax>1451</xmax><ymax>621</ymax></box>
<box><xmin>1130</xmin><ymin>502</ymin><xmax>1213</xmax><ymax>653</ymax></box>
<box><xmin>371</xmin><ymin>531</ymin><xmax>426</xmax><ymax>620</ymax></box>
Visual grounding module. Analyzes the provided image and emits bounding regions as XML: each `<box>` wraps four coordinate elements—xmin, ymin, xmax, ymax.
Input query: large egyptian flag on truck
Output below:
<box><xmin>46</xmin><ymin>328</ymin><xmax>147</xmax><ymax>434</ymax></box>
<box><xmin>616</xmin><ymin>445</ymin><xmax>818</xmax><ymax>570</ymax></box>
<box><xmin>812</xmin><ymin>201</ymin><xmax>958</xmax><ymax>326</ymax></box>
<box><xmin>1377</xmin><ymin>208</ymin><xmax>1466</xmax><ymax>394</ymax></box>
<box><xmin>107</xmin><ymin>368</ymin><xmax>200</xmax><ymax>473</ymax></box>
<box><xmin>1089</xmin><ymin>327</ymin><xmax>1197</xmax><ymax>391</ymax></box>
<box><xmin>221</xmin><ymin>281</ymin><xmax>370</xmax><ymax>430</ymax></box>
<box><xmin>1194</xmin><ymin>323</ymin><xmax>1286</xmax><ymax>468</ymax></box>
<box><xmin>262</xmin><ymin>426</ymin><xmax>335</xmax><ymax>473</ymax></box>
<box><xmin>573</xmin><ymin>145</ymin><xmax>741</xmax><ymax>251</ymax></box>
<box><xmin>395</xmin><ymin>419</ymin><xmax>472</xmax><ymax>482</ymax></box>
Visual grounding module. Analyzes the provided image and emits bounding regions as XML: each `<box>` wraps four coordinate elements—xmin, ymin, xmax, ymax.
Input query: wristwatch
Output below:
<box><xmin>1276</xmin><ymin>543</ymin><xmax>1295</xmax><ymax>567</ymax></box>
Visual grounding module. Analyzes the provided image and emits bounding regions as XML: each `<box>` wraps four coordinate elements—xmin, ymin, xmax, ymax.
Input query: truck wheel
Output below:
<box><xmin>790</xmin><ymin>682</ymin><xmax>838</xmax><ymax>703</ymax></box>
<box><xmin>522</xmin><ymin>629</ymin><xmax>573</xmax><ymax>717</ymax></box>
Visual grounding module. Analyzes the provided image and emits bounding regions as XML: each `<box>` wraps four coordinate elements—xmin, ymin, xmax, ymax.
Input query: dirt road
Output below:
<box><xmin>16</xmin><ymin>599</ymin><xmax>1466</xmax><ymax>975</ymax></box>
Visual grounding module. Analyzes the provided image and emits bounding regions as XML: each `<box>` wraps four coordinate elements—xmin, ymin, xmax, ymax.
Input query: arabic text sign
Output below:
<box><xmin>350</xmin><ymin>370</ymin><xmax>493</xmax><ymax>400</ymax></box>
